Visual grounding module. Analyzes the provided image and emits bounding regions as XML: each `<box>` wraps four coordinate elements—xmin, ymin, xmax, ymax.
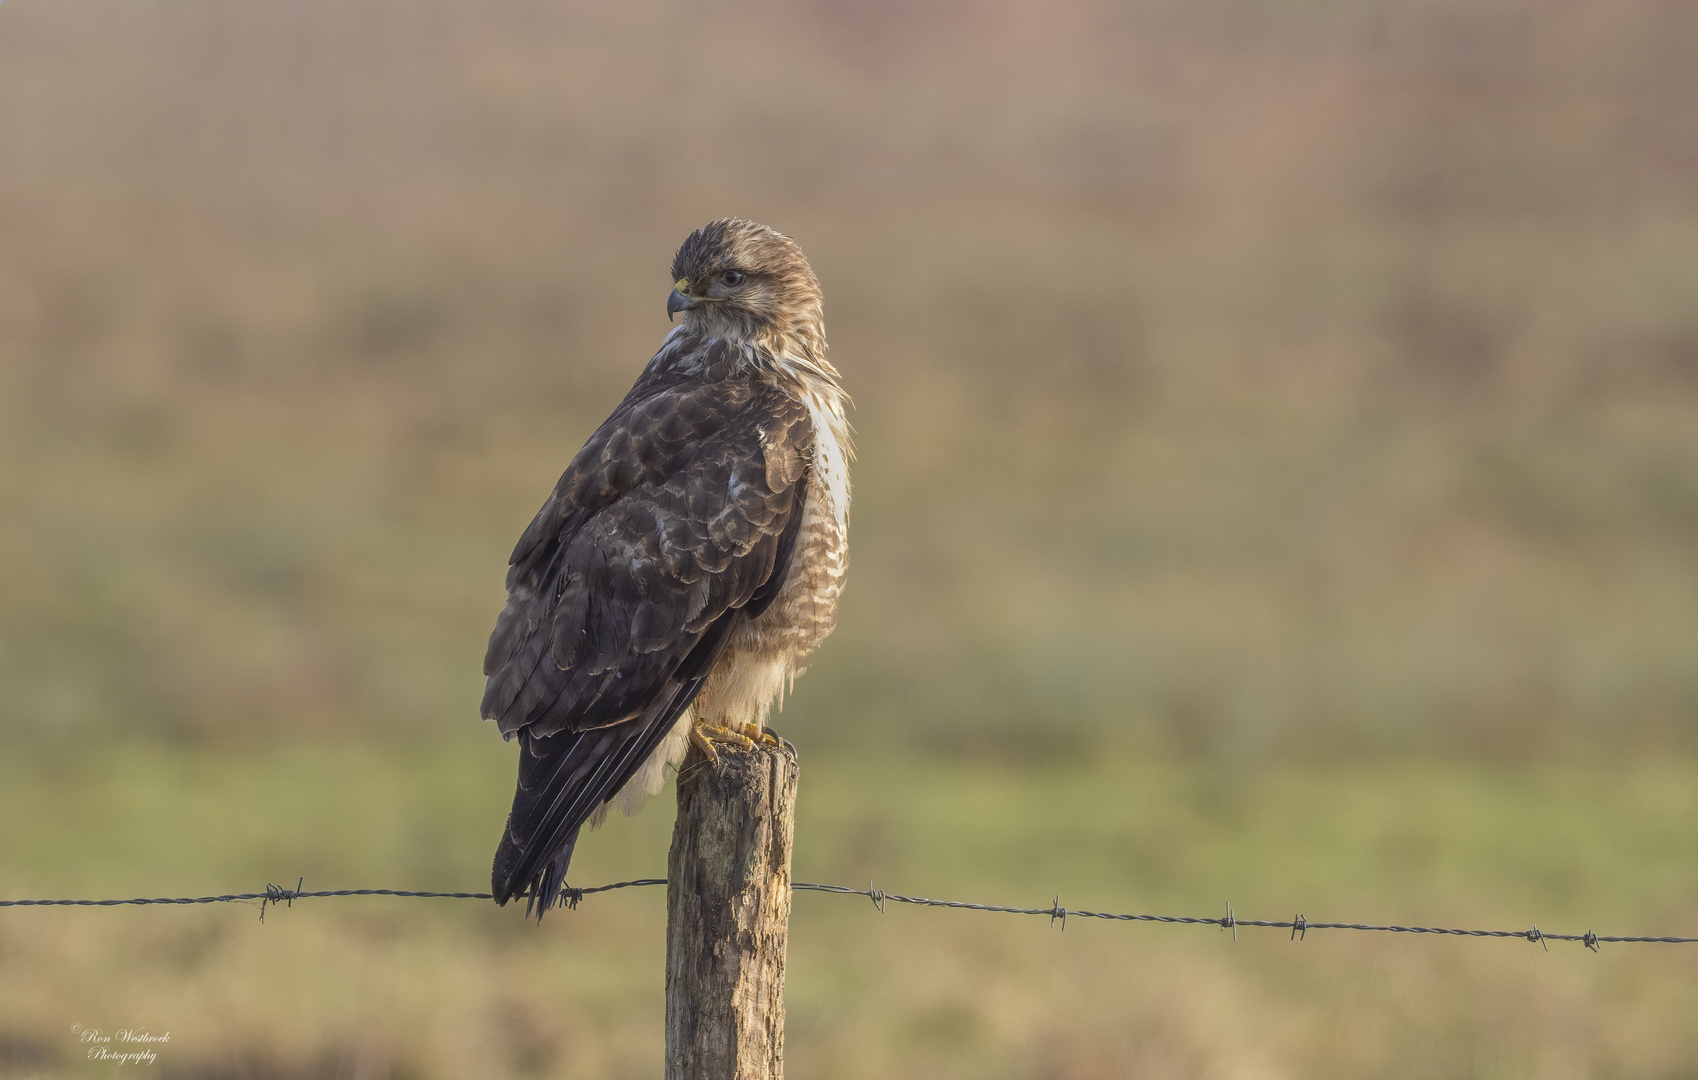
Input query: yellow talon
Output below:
<box><xmin>690</xmin><ymin>720</ymin><xmax>759</xmax><ymax>765</ymax></box>
<box><xmin>717</xmin><ymin>727</ymin><xmax>757</xmax><ymax>750</ymax></box>
<box><xmin>688</xmin><ymin>725</ymin><xmax>721</xmax><ymax>767</ymax></box>
<box><xmin>721</xmin><ymin>718</ymin><xmax>778</xmax><ymax>747</ymax></box>
<box><xmin>688</xmin><ymin>719</ymin><xmax>794</xmax><ymax>768</ymax></box>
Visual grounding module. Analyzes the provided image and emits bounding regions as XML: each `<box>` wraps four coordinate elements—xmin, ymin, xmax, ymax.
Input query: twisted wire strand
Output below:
<box><xmin>3</xmin><ymin>880</ymin><xmax>1694</xmax><ymax>947</ymax></box>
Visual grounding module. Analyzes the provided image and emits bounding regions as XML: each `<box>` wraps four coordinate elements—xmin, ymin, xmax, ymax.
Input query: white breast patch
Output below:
<box><xmin>802</xmin><ymin>389</ymin><xmax>851</xmax><ymax>534</ymax></box>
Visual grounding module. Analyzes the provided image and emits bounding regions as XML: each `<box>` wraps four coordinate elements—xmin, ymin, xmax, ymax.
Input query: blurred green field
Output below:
<box><xmin>3</xmin><ymin>0</ymin><xmax>1698</xmax><ymax>1076</ymax></box>
<box><xmin>4</xmin><ymin>0</ymin><xmax>1698</xmax><ymax>759</ymax></box>
<box><xmin>3</xmin><ymin>741</ymin><xmax>1696</xmax><ymax>1079</ymax></box>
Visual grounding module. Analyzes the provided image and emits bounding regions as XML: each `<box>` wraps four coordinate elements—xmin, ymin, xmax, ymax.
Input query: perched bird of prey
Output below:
<box><xmin>482</xmin><ymin>219</ymin><xmax>851</xmax><ymax>916</ymax></box>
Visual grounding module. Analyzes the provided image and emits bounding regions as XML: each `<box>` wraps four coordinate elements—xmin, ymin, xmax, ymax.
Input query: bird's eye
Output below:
<box><xmin>721</xmin><ymin>269</ymin><xmax>745</xmax><ymax>287</ymax></box>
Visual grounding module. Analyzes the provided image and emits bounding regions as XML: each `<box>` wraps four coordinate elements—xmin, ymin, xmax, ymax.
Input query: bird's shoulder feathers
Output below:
<box><xmin>480</xmin><ymin>333</ymin><xmax>814</xmax><ymax>740</ymax></box>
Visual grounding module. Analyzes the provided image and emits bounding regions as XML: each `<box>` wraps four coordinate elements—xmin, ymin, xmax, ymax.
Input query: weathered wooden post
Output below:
<box><xmin>665</xmin><ymin>741</ymin><xmax>799</xmax><ymax>1080</ymax></box>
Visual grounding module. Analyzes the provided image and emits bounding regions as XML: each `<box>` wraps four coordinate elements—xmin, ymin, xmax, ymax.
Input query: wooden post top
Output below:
<box><xmin>665</xmin><ymin>742</ymin><xmax>799</xmax><ymax>1080</ymax></box>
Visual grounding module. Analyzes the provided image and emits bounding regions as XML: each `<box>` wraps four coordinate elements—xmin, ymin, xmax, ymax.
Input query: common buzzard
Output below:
<box><xmin>482</xmin><ymin>219</ymin><xmax>851</xmax><ymax>915</ymax></box>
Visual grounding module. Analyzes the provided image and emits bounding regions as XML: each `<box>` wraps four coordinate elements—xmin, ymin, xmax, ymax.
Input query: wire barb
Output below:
<box><xmin>258</xmin><ymin>878</ymin><xmax>303</xmax><ymax>923</ymax></box>
<box><xmin>867</xmin><ymin>881</ymin><xmax>886</xmax><ymax>913</ymax></box>
<box><xmin>1050</xmin><ymin>896</ymin><xmax>1066</xmax><ymax>930</ymax></box>
<box><xmin>1292</xmin><ymin>913</ymin><xmax>1307</xmax><ymax>942</ymax></box>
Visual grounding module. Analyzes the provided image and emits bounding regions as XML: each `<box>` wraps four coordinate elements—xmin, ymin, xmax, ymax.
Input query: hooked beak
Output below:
<box><xmin>667</xmin><ymin>288</ymin><xmax>691</xmax><ymax>321</ymax></box>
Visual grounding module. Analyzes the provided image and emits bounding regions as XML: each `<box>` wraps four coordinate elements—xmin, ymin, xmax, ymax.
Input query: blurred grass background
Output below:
<box><xmin>1</xmin><ymin>0</ymin><xmax>1696</xmax><ymax>1076</ymax></box>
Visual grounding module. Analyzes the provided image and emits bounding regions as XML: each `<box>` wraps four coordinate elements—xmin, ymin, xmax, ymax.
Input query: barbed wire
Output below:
<box><xmin>4</xmin><ymin>878</ymin><xmax>1694</xmax><ymax>950</ymax></box>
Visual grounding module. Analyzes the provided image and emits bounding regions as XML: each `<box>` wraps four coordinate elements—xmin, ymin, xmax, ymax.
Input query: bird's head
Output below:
<box><xmin>667</xmin><ymin>219</ymin><xmax>825</xmax><ymax>352</ymax></box>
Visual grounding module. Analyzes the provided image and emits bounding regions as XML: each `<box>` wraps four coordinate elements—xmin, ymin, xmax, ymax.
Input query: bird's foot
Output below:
<box><xmin>740</xmin><ymin>720</ymin><xmax>797</xmax><ymax>754</ymax></box>
<box><xmin>688</xmin><ymin>719</ymin><xmax>793</xmax><ymax>766</ymax></box>
<box><xmin>689</xmin><ymin>721</ymin><xmax>754</xmax><ymax>768</ymax></box>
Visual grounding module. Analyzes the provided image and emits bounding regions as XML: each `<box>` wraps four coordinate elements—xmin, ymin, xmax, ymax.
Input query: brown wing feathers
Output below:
<box><xmin>494</xmin><ymin>481</ymin><xmax>808</xmax><ymax>912</ymax></box>
<box><xmin>484</xmin><ymin>353</ymin><xmax>811</xmax><ymax>911</ymax></box>
<box><xmin>495</xmin><ymin>585</ymin><xmax>746</xmax><ymax>915</ymax></box>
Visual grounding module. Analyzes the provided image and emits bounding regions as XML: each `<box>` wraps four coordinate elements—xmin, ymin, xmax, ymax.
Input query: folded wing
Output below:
<box><xmin>483</xmin><ymin>368</ymin><xmax>811</xmax><ymax>912</ymax></box>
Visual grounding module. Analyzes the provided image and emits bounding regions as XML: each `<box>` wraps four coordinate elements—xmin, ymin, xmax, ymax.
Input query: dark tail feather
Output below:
<box><xmin>526</xmin><ymin>825</ymin><xmax>578</xmax><ymax>919</ymax></box>
<box><xmin>490</xmin><ymin>725</ymin><xmax>616</xmax><ymax>913</ymax></box>
<box><xmin>490</xmin><ymin>626</ymin><xmax>734</xmax><ymax>917</ymax></box>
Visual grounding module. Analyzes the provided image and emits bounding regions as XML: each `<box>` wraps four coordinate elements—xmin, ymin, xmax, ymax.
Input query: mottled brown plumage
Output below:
<box><xmin>484</xmin><ymin>220</ymin><xmax>851</xmax><ymax>915</ymax></box>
